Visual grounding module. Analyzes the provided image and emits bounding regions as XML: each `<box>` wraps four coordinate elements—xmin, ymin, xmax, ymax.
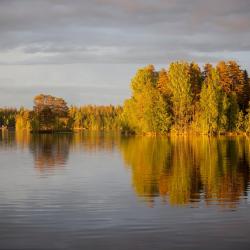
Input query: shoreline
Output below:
<box><xmin>1</xmin><ymin>127</ymin><xmax>249</xmax><ymax>137</ymax></box>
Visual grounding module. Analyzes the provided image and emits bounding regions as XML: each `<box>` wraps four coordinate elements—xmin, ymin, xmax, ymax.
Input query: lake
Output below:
<box><xmin>0</xmin><ymin>131</ymin><xmax>250</xmax><ymax>249</ymax></box>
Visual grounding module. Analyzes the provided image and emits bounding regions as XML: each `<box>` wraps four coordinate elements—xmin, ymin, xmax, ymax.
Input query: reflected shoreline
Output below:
<box><xmin>119</xmin><ymin>136</ymin><xmax>250</xmax><ymax>207</ymax></box>
<box><xmin>1</xmin><ymin>131</ymin><xmax>250</xmax><ymax>208</ymax></box>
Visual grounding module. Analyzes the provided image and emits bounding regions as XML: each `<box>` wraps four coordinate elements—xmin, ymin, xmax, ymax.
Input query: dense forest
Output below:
<box><xmin>1</xmin><ymin>60</ymin><xmax>250</xmax><ymax>135</ymax></box>
<box><xmin>121</xmin><ymin>60</ymin><xmax>250</xmax><ymax>135</ymax></box>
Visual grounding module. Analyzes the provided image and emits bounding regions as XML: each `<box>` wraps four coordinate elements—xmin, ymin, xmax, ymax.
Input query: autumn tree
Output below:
<box><xmin>34</xmin><ymin>94</ymin><xmax>68</xmax><ymax>117</ymax></box>
<box><xmin>32</xmin><ymin>94</ymin><xmax>70</xmax><ymax>132</ymax></box>
<box><xmin>202</xmin><ymin>63</ymin><xmax>213</xmax><ymax>81</ymax></box>
<box><xmin>216</xmin><ymin>61</ymin><xmax>245</xmax><ymax>109</ymax></box>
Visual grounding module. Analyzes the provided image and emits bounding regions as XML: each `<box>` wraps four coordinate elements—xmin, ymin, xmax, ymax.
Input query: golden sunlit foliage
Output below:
<box><xmin>119</xmin><ymin>136</ymin><xmax>250</xmax><ymax>207</ymax></box>
<box><xmin>69</xmin><ymin>105</ymin><xmax>122</xmax><ymax>131</ymax></box>
<box><xmin>30</xmin><ymin>134</ymin><xmax>71</xmax><ymax>171</ymax></box>
<box><xmin>13</xmin><ymin>95</ymin><xmax>122</xmax><ymax>133</ymax></box>
<box><xmin>121</xmin><ymin>65</ymin><xmax>172</xmax><ymax>134</ymax></box>
<box><xmin>15</xmin><ymin>107</ymin><xmax>31</xmax><ymax>131</ymax></box>
<box><xmin>121</xmin><ymin>60</ymin><xmax>250</xmax><ymax>135</ymax></box>
<box><xmin>1</xmin><ymin>60</ymin><xmax>250</xmax><ymax>135</ymax></box>
<box><xmin>31</xmin><ymin>94</ymin><xmax>71</xmax><ymax>132</ymax></box>
<box><xmin>9</xmin><ymin>130</ymin><xmax>250</xmax><ymax>207</ymax></box>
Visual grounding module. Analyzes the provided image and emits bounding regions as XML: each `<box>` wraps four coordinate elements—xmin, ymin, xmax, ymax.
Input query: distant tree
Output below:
<box><xmin>68</xmin><ymin>105</ymin><xmax>122</xmax><ymax>131</ymax></box>
<box><xmin>34</xmin><ymin>94</ymin><xmax>68</xmax><ymax>117</ymax></box>
<box><xmin>32</xmin><ymin>94</ymin><xmax>70</xmax><ymax>132</ymax></box>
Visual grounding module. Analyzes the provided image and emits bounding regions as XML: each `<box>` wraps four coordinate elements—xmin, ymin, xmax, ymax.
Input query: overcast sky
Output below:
<box><xmin>0</xmin><ymin>0</ymin><xmax>250</xmax><ymax>107</ymax></box>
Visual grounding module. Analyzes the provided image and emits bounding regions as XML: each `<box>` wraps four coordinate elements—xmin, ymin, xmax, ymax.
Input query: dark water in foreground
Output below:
<box><xmin>0</xmin><ymin>131</ymin><xmax>250</xmax><ymax>250</ymax></box>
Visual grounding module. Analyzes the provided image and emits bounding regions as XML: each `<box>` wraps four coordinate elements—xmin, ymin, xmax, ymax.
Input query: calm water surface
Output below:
<box><xmin>0</xmin><ymin>131</ymin><xmax>250</xmax><ymax>249</ymax></box>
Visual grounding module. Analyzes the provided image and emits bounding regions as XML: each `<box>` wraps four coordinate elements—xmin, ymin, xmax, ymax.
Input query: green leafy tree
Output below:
<box><xmin>227</xmin><ymin>93</ymin><xmax>239</xmax><ymax>131</ymax></box>
<box><xmin>68</xmin><ymin>105</ymin><xmax>122</xmax><ymax>131</ymax></box>
<box><xmin>122</xmin><ymin>65</ymin><xmax>172</xmax><ymax>134</ymax></box>
<box><xmin>199</xmin><ymin>69</ymin><xmax>228</xmax><ymax>134</ymax></box>
<box><xmin>236</xmin><ymin>111</ymin><xmax>245</xmax><ymax>133</ymax></box>
<box><xmin>244</xmin><ymin>102</ymin><xmax>250</xmax><ymax>133</ymax></box>
<box><xmin>168</xmin><ymin>61</ymin><xmax>193</xmax><ymax>132</ymax></box>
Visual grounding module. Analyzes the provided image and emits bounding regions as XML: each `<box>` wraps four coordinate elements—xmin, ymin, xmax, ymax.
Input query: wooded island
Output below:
<box><xmin>1</xmin><ymin>60</ymin><xmax>250</xmax><ymax>135</ymax></box>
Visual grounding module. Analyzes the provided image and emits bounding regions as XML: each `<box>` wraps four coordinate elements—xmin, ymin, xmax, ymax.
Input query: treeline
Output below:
<box><xmin>13</xmin><ymin>94</ymin><xmax>122</xmax><ymax>132</ymax></box>
<box><xmin>121</xmin><ymin>61</ymin><xmax>250</xmax><ymax>135</ymax></box>
<box><xmin>69</xmin><ymin>105</ymin><xmax>122</xmax><ymax>131</ymax></box>
<box><xmin>0</xmin><ymin>108</ymin><xmax>17</xmax><ymax>128</ymax></box>
<box><xmin>2</xmin><ymin>60</ymin><xmax>250</xmax><ymax>135</ymax></box>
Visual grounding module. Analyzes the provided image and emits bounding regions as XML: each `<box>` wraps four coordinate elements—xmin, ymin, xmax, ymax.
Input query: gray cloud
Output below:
<box><xmin>0</xmin><ymin>0</ymin><xmax>249</xmax><ymax>65</ymax></box>
<box><xmin>0</xmin><ymin>0</ymin><xmax>250</xmax><ymax>107</ymax></box>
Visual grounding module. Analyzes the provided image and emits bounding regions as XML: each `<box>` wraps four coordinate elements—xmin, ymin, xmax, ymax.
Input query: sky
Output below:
<box><xmin>0</xmin><ymin>0</ymin><xmax>250</xmax><ymax>107</ymax></box>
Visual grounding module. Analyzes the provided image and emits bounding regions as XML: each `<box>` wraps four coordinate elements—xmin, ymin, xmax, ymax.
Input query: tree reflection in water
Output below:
<box><xmin>71</xmin><ymin>131</ymin><xmax>120</xmax><ymax>153</ymax></box>
<box><xmin>0</xmin><ymin>130</ymin><xmax>16</xmax><ymax>149</ymax></box>
<box><xmin>8</xmin><ymin>131</ymin><xmax>250</xmax><ymax>207</ymax></box>
<box><xmin>29</xmin><ymin>134</ymin><xmax>72</xmax><ymax>172</ymax></box>
<box><xmin>119</xmin><ymin>136</ymin><xmax>250</xmax><ymax>207</ymax></box>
